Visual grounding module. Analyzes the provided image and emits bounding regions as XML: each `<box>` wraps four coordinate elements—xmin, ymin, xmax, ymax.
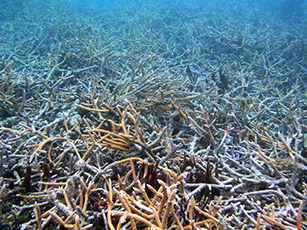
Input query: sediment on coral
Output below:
<box><xmin>0</xmin><ymin>0</ymin><xmax>306</xmax><ymax>229</ymax></box>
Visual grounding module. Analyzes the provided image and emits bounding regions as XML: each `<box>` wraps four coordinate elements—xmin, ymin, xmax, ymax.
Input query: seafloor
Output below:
<box><xmin>0</xmin><ymin>0</ymin><xmax>306</xmax><ymax>229</ymax></box>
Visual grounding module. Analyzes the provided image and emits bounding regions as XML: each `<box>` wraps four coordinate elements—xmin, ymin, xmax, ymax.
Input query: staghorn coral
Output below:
<box><xmin>0</xmin><ymin>0</ymin><xmax>306</xmax><ymax>229</ymax></box>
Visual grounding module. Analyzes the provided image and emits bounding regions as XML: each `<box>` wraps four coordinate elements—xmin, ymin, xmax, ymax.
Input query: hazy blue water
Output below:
<box><xmin>1</xmin><ymin>0</ymin><xmax>306</xmax><ymax>27</ymax></box>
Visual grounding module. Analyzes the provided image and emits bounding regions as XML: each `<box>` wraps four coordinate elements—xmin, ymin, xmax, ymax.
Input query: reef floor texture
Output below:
<box><xmin>0</xmin><ymin>1</ymin><xmax>306</xmax><ymax>229</ymax></box>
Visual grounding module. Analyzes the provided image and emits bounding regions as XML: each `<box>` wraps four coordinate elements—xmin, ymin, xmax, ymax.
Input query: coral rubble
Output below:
<box><xmin>0</xmin><ymin>0</ymin><xmax>306</xmax><ymax>229</ymax></box>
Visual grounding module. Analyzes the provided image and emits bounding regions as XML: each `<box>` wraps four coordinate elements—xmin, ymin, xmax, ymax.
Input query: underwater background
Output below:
<box><xmin>0</xmin><ymin>0</ymin><xmax>306</xmax><ymax>229</ymax></box>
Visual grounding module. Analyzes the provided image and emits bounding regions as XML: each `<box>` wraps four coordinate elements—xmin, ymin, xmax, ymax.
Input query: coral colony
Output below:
<box><xmin>0</xmin><ymin>0</ymin><xmax>306</xmax><ymax>229</ymax></box>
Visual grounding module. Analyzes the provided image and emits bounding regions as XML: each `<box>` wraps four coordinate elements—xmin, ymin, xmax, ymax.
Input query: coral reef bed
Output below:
<box><xmin>0</xmin><ymin>0</ymin><xmax>306</xmax><ymax>229</ymax></box>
